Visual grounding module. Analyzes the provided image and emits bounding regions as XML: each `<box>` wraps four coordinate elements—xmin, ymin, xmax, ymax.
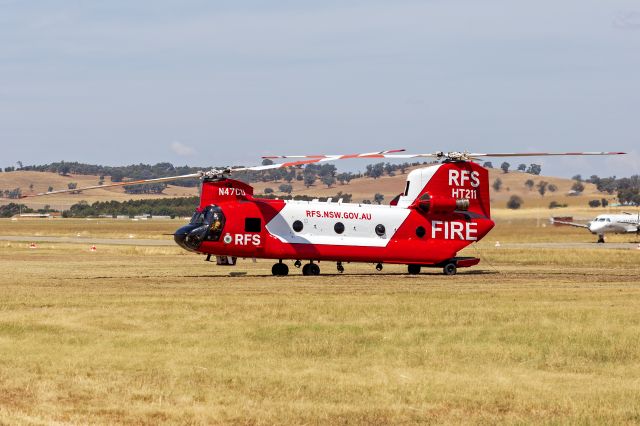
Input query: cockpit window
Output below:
<box><xmin>190</xmin><ymin>212</ymin><xmax>205</xmax><ymax>225</ymax></box>
<box><xmin>606</xmin><ymin>218</ymin><xmax>611</xmax><ymax>222</ymax></box>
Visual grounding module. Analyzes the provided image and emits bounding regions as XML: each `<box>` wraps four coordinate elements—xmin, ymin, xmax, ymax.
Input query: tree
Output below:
<box><xmin>483</xmin><ymin>161</ymin><xmax>493</xmax><ymax>169</ymax></box>
<box><xmin>588</xmin><ymin>199</ymin><xmax>601</xmax><ymax>208</ymax></box>
<box><xmin>572</xmin><ymin>174</ymin><xmax>582</xmax><ymax>182</ymax></box>
<box><xmin>29</xmin><ymin>183</ymin><xmax>34</xmax><ymax>192</ymax></box>
<box><xmin>16</xmin><ymin>161</ymin><xmax>23</xmax><ymax>169</ymax></box>
<box><xmin>264</xmin><ymin>187</ymin><xmax>274</xmax><ymax>194</ymax></box>
<box><xmin>492</xmin><ymin>178</ymin><xmax>503</xmax><ymax>191</ymax></box>
<box><xmin>537</xmin><ymin>181</ymin><xmax>548</xmax><ymax>197</ymax></box>
<box><xmin>517</xmin><ymin>163</ymin><xmax>526</xmax><ymax>172</ymax></box>
<box><xmin>571</xmin><ymin>181</ymin><xmax>585</xmax><ymax>193</ymax></box>
<box><xmin>68</xmin><ymin>182</ymin><xmax>78</xmax><ymax>190</ymax></box>
<box><xmin>303</xmin><ymin>173</ymin><xmax>316</xmax><ymax>188</ymax></box>
<box><xmin>548</xmin><ymin>184</ymin><xmax>558</xmax><ymax>193</ymax></box>
<box><xmin>601</xmin><ymin>198</ymin><xmax>609</xmax><ymax>208</ymax></box>
<box><xmin>500</xmin><ymin>162</ymin><xmax>510</xmax><ymax>173</ymax></box>
<box><xmin>279</xmin><ymin>184</ymin><xmax>293</xmax><ymax>194</ymax></box>
<box><xmin>373</xmin><ymin>193</ymin><xmax>384</xmax><ymax>205</ymax></box>
<box><xmin>526</xmin><ymin>164</ymin><xmax>542</xmax><ymax>175</ymax></box>
<box><xmin>59</xmin><ymin>164</ymin><xmax>71</xmax><ymax>176</ymax></box>
<box><xmin>48</xmin><ymin>186</ymin><xmax>53</xmax><ymax>192</ymax></box>
<box><xmin>525</xmin><ymin>179</ymin><xmax>535</xmax><ymax>190</ymax></box>
<box><xmin>366</xmin><ymin>163</ymin><xmax>385</xmax><ymax>179</ymax></box>
<box><xmin>337</xmin><ymin>172</ymin><xmax>353</xmax><ymax>185</ymax></box>
<box><xmin>284</xmin><ymin>170</ymin><xmax>296</xmax><ymax>183</ymax></box>
<box><xmin>362</xmin><ymin>199</ymin><xmax>372</xmax><ymax>204</ymax></box>
<box><xmin>261</xmin><ymin>158</ymin><xmax>274</xmax><ymax>166</ymax></box>
<box><xmin>507</xmin><ymin>195</ymin><xmax>523</xmax><ymax>209</ymax></box>
<box><xmin>110</xmin><ymin>170</ymin><xmax>124</xmax><ymax>182</ymax></box>
<box><xmin>321</xmin><ymin>174</ymin><xmax>336</xmax><ymax>188</ymax></box>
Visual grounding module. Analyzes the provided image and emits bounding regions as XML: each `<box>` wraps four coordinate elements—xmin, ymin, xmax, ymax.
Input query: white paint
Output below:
<box><xmin>266</xmin><ymin>201</ymin><xmax>411</xmax><ymax>247</ymax></box>
<box><xmin>396</xmin><ymin>164</ymin><xmax>442</xmax><ymax>208</ymax></box>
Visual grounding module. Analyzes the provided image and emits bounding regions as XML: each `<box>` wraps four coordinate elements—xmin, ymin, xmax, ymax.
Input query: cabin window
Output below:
<box><xmin>334</xmin><ymin>222</ymin><xmax>345</xmax><ymax>234</ymax></box>
<box><xmin>245</xmin><ymin>218</ymin><xmax>261</xmax><ymax>232</ymax></box>
<box><xmin>292</xmin><ymin>220</ymin><xmax>303</xmax><ymax>232</ymax></box>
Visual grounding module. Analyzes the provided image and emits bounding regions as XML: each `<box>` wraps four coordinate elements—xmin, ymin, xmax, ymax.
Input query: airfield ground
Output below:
<box><xmin>1</xmin><ymin>217</ymin><xmax>639</xmax><ymax>424</ymax></box>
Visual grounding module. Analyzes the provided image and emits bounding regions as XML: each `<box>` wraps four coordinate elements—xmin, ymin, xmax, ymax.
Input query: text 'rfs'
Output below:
<box><xmin>449</xmin><ymin>170</ymin><xmax>480</xmax><ymax>188</ymax></box>
<box><xmin>224</xmin><ymin>233</ymin><xmax>261</xmax><ymax>246</ymax></box>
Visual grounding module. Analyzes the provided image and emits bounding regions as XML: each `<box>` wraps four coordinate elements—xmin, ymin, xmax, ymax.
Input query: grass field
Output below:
<box><xmin>1</xmin><ymin>219</ymin><xmax>640</xmax><ymax>424</ymax></box>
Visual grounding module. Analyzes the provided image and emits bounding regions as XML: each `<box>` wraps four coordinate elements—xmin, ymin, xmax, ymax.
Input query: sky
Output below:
<box><xmin>1</xmin><ymin>0</ymin><xmax>639</xmax><ymax>177</ymax></box>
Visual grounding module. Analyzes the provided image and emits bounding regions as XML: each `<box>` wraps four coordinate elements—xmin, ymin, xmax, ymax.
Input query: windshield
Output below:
<box><xmin>190</xmin><ymin>211</ymin><xmax>205</xmax><ymax>225</ymax></box>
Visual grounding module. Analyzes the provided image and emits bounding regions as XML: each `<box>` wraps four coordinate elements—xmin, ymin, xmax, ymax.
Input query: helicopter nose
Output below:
<box><xmin>174</xmin><ymin>224</ymin><xmax>199</xmax><ymax>251</ymax></box>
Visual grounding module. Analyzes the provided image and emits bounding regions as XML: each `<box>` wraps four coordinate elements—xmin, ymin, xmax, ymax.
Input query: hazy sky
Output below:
<box><xmin>1</xmin><ymin>0</ymin><xmax>639</xmax><ymax>177</ymax></box>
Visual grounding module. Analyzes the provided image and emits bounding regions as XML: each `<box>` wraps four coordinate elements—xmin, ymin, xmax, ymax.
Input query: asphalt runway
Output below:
<box><xmin>1</xmin><ymin>235</ymin><xmax>638</xmax><ymax>250</ymax></box>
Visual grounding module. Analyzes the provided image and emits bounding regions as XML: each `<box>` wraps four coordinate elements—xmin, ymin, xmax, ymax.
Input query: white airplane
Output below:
<box><xmin>551</xmin><ymin>213</ymin><xmax>640</xmax><ymax>243</ymax></box>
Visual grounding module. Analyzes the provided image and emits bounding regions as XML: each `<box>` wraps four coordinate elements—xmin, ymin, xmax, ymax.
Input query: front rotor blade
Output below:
<box><xmin>18</xmin><ymin>173</ymin><xmax>202</xmax><ymax>198</ymax></box>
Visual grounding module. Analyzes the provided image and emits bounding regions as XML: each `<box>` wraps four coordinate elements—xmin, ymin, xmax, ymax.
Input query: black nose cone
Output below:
<box><xmin>174</xmin><ymin>224</ymin><xmax>200</xmax><ymax>251</ymax></box>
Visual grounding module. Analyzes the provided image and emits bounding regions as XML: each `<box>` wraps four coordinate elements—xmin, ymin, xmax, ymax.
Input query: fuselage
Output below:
<box><xmin>174</xmin><ymin>162</ymin><xmax>495</xmax><ymax>267</ymax></box>
<box><xmin>588</xmin><ymin>214</ymin><xmax>640</xmax><ymax>235</ymax></box>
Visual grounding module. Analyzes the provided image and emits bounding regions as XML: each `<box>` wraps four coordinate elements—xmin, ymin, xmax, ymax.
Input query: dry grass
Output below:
<box><xmin>0</xmin><ymin>171</ymin><xmax>197</xmax><ymax>210</ymax></box>
<box><xmin>1</xmin><ymin>218</ymin><xmax>640</xmax><ymax>424</ymax></box>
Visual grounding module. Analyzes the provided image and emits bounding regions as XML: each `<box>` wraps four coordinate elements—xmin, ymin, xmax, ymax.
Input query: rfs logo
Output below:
<box><xmin>448</xmin><ymin>170</ymin><xmax>480</xmax><ymax>188</ymax></box>
<box><xmin>223</xmin><ymin>233</ymin><xmax>261</xmax><ymax>246</ymax></box>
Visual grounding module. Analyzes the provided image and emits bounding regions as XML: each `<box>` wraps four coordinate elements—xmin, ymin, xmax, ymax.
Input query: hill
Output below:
<box><xmin>0</xmin><ymin>171</ymin><xmax>198</xmax><ymax>210</ymax></box>
<box><xmin>250</xmin><ymin>167</ymin><xmax>609</xmax><ymax>210</ymax></box>
<box><xmin>0</xmin><ymin>167</ymin><xmax>613</xmax><ymax>211</ymax></box>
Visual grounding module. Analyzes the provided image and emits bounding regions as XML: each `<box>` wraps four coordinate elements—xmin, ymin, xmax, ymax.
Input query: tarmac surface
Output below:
<box><xmin>0</xmin><ymin>235</ymin><xmax>638</xmax><ymax>250</ymax></box>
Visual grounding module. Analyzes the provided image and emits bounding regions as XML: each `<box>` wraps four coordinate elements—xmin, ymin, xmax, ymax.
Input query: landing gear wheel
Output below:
<box><xmin>337</xmin><ymin>262</ymin><xmax>344</xmax><ymax>273</ymax></box>
<box><xmin>407</xmin><ymin>264</ymin><xmax>421</xmax><ymax>275</ymax></box>
<box><xmin>597</xmin><ymin>235</ymin><xmax>605</xmax><ymax>244</ymax></box>
<box><xmin>271</xmin><ymin>262</ymin><xmax>289</xmax><ymax>276</ymax></box>
<box><xmin>302</xmin><ymin>263</ymin><xmax>320</xmax><ymax>276</ymax></box>
<box><xmin>443</xmin><ymin>263</ymin><xmax>457</xmax><ymax>276</ymax></box>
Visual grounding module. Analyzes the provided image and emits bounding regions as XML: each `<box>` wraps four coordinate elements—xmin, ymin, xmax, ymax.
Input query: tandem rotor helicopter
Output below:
<box><xmin>18</xmin><ymin>149</ymin><xmax>624</xmax><ymax>276</ymax></box>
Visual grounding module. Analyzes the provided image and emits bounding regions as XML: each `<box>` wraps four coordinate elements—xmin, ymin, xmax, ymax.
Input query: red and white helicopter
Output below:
<box><xmin>22</xmin><ymin>150</ymin><xmax>624</xmax><ymax>276</ymax></box>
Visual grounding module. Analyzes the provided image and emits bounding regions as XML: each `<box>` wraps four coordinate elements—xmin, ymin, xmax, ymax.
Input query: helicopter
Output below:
<box><xmin>17</xmin><ymin>149</ymin><xmax>625</xmax><ymax>276</ymax></box>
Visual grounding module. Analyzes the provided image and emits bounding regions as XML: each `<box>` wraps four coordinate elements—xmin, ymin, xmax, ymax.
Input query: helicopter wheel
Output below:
<box><xmin>407</xmin><ymin>264</ymin><xmax>421</xmax><ymax>275</ymax></box>
<box><xmin>443</xmin><ymin>262</ymin><xmax>457</xmax><ymax>276</ymax></box>
<box><xmin>271</xmin><ymin>262</ymin><xmax>289</xmax><ymax>276</ymax></box>
<box><xmin>337</xmin><ymin>262</ymin><xmax>344</xmax><ymax>273</ymax></box>
<box><xmin>302</xmin><ymin>262</ymin><xmax>320</xmax><ymax>276</ymax></box>
<box><xmin>597</xmin><ymin>234</ymin><xmax>605</xmax><ymax>244</ymax></box>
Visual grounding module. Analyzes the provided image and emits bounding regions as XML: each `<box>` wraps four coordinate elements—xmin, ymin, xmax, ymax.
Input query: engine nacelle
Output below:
<box><xmin>413</xmin><ymin>193</ymin><xmax>469</xmax><ymax>214</ymax></box>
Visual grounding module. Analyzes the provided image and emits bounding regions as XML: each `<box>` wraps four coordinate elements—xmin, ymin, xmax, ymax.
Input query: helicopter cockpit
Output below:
<box><xmin>174</xmin><ymin>205</ymin><xmax>226</xmax><ymax>251</ymax></box>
